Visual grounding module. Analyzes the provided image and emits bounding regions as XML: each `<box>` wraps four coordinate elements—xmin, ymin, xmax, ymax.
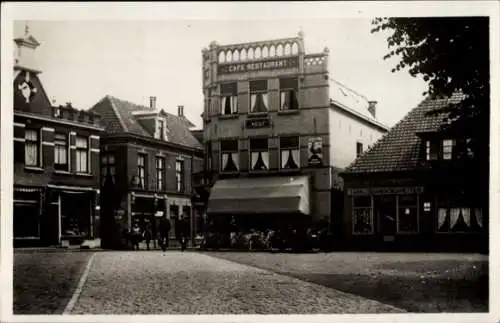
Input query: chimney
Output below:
<box><xmin>368</xmin><ymin>101</ymin><xmax>377</xmax><ymax>118</ymax></box>
<box><xmin>178</xmin><ymin>105</ymin><xmax>184</xmax><ymax>117</ymax></box>
<box><xmin>149</xmin><ymin>96</ymin><xmax>157</xmax><ymax>110</ymax></box>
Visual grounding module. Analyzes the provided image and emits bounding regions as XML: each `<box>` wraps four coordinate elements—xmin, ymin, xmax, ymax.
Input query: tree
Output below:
<box><xmin>371</xmin><ymin>17</ymin><xmax>490</xmax><ymax>166</ymax></box>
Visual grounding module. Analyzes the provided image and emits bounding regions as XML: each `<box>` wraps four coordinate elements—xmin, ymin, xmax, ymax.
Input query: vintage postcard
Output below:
<box><xmin>1</xmin><ymin>2</ymin><xmax>499</xmax><ymax>323</ymax></box>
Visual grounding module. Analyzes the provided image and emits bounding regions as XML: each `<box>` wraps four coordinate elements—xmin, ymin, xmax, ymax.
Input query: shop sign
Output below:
<box><xmin>218</xmin><ymin>57</ymin><xmax>299</xmax><ymax>74</ymax></box>
<box><xmin>307</xmin><ymin>137</ymin><xmax>323</xmax><ymax>166</ymax></box>
<box><xmin>245</xmin><ymin>118</ymin><xmax>270</xmax><ymax>129</ymax></box>
<box><xmin>347</xmin><ymin>186</ymin><xmax>424</xmax><ymax>196</ymax></box>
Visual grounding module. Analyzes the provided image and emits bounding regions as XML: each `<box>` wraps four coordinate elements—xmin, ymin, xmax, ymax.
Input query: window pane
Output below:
<box><xmin>25</xmin><ymin>130</ymin><xmax>38</xmax><ymax>141</ymax></box>
<box><xmin>25</xmin><ymin>143</ymin><xmax>38</xmax><ymax>166</ymax></box>
<box><xmin>76</xmin><ymin>137</ymin><xmax>88</xmax><ymax>148</ymax></box>
<box><xmin>353</xmin><ymin>208</ymin><xmax>373</xmax><ymax>234</ymax></box>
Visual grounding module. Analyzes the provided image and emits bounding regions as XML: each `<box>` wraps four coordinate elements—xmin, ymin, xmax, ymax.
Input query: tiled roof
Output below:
<box><xmin>89</xmin><ymin>95</ymin><xmax>202</xmax><ymax>150</ymax></box>
<box><xmin>343</xmin><ymin>93</ymin><xmax>465</xmax><ymax>174</ymax></box>
<box><xmin>329</xmin><ymin>79</ymin><xmax>389</xmax><ymax>130</ymax></box>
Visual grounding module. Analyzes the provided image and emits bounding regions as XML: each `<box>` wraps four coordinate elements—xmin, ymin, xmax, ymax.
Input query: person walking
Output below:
<box><xmin>144</xmin><ymin>222</ymin><xmax>153</xmax><ymax>250</ymax></box>
<box><xmin>179</xmin><ymin>214</ymin><xmax>189</xmax><ymax>251</ymax></box>
<box><xmin>131</xmin><ymin>222</ymin><xmax>142</xmax><ymax>250</ymax></box>
<box><xmin>158</xmin><ymin>217</ymin><xmax>171</xmax><ymax>252</ymax></box>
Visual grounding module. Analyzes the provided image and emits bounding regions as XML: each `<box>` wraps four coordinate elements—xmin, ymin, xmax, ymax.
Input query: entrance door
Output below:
<box><xmin>374</xmin><ymin>195</ymin><xmax>397</xmax><ymax>236</ymax></box>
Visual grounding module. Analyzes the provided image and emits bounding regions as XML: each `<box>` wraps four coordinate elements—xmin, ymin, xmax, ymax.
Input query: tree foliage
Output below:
<box><xmin>371</xmin><ymin>17</ymin><xmax>490</xmax><ymax>162</ymax></box>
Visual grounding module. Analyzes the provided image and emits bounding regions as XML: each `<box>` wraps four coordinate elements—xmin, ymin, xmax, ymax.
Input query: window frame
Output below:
<box><xmin>356</xmin><ymin>142</ymin><xmax>363</xmax><ymax>157</ymax></box>
<box><xmin>249</xmin><ymin>137</ymin><xmax>270</xmax><ymax>172</ymax></box>
<box><xmin>220</xmin><ymin>82</ymin><xmax>238</xmax><ymax>115</ymax></box>
<box><xmin>175</xmin><ymin>159</ymin><xmax>185</xmax><ymax>193</ymax></box>
<box><xmin>101</xmin><ymin>154</ymin><xmax>116</xmax><ymax>186</ymax></box>
<box><xmin>279</xmin><ymin>77</ymin><xmax>299</xmax><ymax>111</ymax></box>
<box><xmin>279</xmin><ymin>136</ymin><xmax>300</xmax><ymax>170</ymax></box>
<box><xmin>24</xmin><ymin>128</ymin><xmax>40</xmax><ymax>167</ymax></box>
<box><xmin>220</xmin><ymin>139</ymin><xmax>240</xmax><ymax>173</ymax></box>
<box><xmin>352</xmin><ymin>195</ymin><xmax>374</xmax><ymax>235</ymax></box>
<box><xmin>137</xmin><ymin>154</ymin><xmax>147</xmax><ymax>189</ymax></box>
<box><xmin>75</xmin><ymin>136</ymin><xmax>89</xmax><ymax>173</ymax></box>
<box><xmin>156</xmin><ymin>156</ymin><xmax>165</xmax><ymax>191</ymax></box>
<box><xmin>54</xmin><ymin>132</ymin><xmax>69</xmax><ymax>171</ymax></box>
<box><xmin>442</xmin><ymin>139</ymin><xmax>455</xmax><ymax>160</ymax></box>
<box><xmin>249</xmin><ymin>80</ymin><xmax>269</xmax><ymax>114</ymax></box>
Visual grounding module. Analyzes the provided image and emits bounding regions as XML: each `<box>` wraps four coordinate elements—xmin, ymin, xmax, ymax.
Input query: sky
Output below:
<box><xmin>13</xmin><ymin>16</ymin><xmax>429</xmax><ymax>130</ymax></box>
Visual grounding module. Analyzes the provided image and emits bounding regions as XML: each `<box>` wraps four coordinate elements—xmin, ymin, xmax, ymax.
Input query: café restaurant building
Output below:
<box><xmin>200</xmin><ymin>32</ymin><xmax>388</xmax><ymax>240</ymax></box>
<box><xmin>340</xmin><ymin>94</ymin><xmax>488</xmax><ymax>252</ymax></box>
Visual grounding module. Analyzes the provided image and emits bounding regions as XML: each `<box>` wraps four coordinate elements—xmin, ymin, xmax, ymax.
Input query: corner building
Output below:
<box><xmin>201</xmin><ymin>32</ymin><xmax>388</xmax><ymax>241</ymax></box>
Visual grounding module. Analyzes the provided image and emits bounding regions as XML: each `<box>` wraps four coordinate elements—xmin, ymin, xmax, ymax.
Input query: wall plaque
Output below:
<box><xmin>218</xmin><ymin>57</ymin><xmax>299</xmax><ymax>74</ymax></box>
<box><xmin>308</xmin><ymin>137</ymin><xmax>323</xmax><ymax>166</ymax></box>
<box><xmin>245</xmin><ymin>118</ymin><xmax>270</xmax><ymax>129</ymax></box>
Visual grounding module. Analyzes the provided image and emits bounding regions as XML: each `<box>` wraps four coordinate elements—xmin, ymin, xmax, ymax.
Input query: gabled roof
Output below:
<box><xmin>329</xmin><ymin>79</ymin><xmax>389</xmax><ymax>131</ymax></box>
<box><xmin>89</xmin><ymin>95</ymin><xmax>202</xmax><ymax>150</ymax></box>
<box><xmin>343</xmin><ymin>93</ymin><xmax>465</xmax><ymax>174</ymax></box>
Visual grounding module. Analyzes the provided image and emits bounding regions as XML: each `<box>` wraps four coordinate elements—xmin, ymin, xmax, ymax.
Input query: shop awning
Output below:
<box><xmin>207</xmin><ymin>175</ymin><xmax>310</xmax><ymax>215</ymax></box>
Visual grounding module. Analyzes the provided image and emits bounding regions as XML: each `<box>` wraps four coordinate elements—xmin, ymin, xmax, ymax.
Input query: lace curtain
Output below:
<box><xmin>251</xmin><ymin>93</ymin><xmax>268</xmax><ymax>112</ymax></box>
<box><xmin>438</xmin><ymin>208</ymin><xmax>447</xmax><ymax>231</ymax></box>
<box><xmin>449</xmin><ymin>208</ymin><xmax>460</xmax><ymax>230</ymax></box>
<box><xmin>281</xmin><ymin>149</ymin><xmax>299</xmax><ymax>168</ymax></box>
<box><xmin>251</xmin><ymin>151</ymin><xmax>269</xmax><ymax>170</ymax></box>
<box><xmin>222</xmin><ymin>152</ymin><xmax>239</xmax><ymax>172</ymax></box>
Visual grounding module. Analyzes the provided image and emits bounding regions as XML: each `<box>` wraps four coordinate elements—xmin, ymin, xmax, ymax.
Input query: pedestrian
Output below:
<box><xmin>131</xmin><ymin>222</ymin><xmax>142</xmax><ymax>250</ymax></box>
<box><xmin>179</xmin><ymin>214</ymin><xmax>188</xmax><ymax>251</ymax></box>
<box><xmin>144</xmin><ymin>222</ymin><xmax>153</xmax><ymax>250</ymax></box>
<box><xmin>158</xmin><ymin>216</ymin><xmax>171</xmax><ymax>252</ymax></box>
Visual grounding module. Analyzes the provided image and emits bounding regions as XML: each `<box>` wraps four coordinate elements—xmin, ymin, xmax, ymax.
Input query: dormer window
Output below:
<box><xmin>425</xmin><ymin>140</ymin><xmax>439</xmax><ymax>161</ymax></box>
<box><xmin>442</xmin><ymin>139</ymin><xmax>455</xmax><ymax>160</ymax></box>
<box><xmin>155</xmin><ymin>118</ymin><xmax>168</xmax><ymax>141</ymax></box>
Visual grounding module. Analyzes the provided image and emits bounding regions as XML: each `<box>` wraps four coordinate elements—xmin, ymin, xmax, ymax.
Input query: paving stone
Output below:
<box><xmin>69</xmin><ymin>251</ymin><xmax>405</xmax><ymax>314</ymax></box>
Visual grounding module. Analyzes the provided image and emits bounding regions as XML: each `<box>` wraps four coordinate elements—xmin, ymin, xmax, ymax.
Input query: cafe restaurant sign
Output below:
<box><xmin>218</xmin><ymin>57</ymin><xmax>299</xmax><ymax>74</ymax></box>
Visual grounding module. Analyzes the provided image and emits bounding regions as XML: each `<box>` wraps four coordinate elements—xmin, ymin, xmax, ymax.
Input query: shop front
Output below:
<box><xmin>343</xmin><ymin>183</ymin><xmax>487</xmax><ymax>252</ymax></box>
<box><xmin>13</xmin><ymin>186</ymin><xmax>43</xmax><ymax>247</ymax></box>
<box><xmin>130</xmin><ymin>192</ymin><xmax>168</xmax><ymax>245</ymax></box>
<box><xmin>206</xmin><ymin>175</ymin><xmax>311</xmax><ymax>247</ymax></box>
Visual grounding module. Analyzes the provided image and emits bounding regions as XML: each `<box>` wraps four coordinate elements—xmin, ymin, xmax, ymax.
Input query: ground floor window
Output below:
<box><xmin>61</xmin><ymin>192</ymin><xmax>91</xmax><ymax>238</ymax></box>
<box><xmin>352</xmin><ymin>196</ymin><xmax>373</xmax><ymax>234</ymax></box>
<box><xmin>437</xmin><ymin>207</ymin><xmax>483</xmax><ymax>233</ymax></box>
<box><xmin>14</xmin><ymin>203</ymin><xmax>40</xmax><ymax>238</ymax></box>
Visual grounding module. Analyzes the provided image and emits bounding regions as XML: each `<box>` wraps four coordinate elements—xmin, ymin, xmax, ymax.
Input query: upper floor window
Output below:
<box><xmin>249</xmin><ymin>80</ymin><xmax>268</xmax><ymax>113</ymax></box>
<box><xmin>442</xmin><ymin>139</ymin><xmax>455</xmax><ymax>160</ymax></box>
<box><xmin>356</xmin><ymin>142</ymin><xmax>363</xmax><ymax>157</ymax></box>
<box><xmin>137</xmin><ymin>154</ymin><xmax>147</xmax><ymax>189</ymax></box>
<box><xmin>280</xmin><ymin>136</ymin><xmax>300</xmax><ymax>169</ymax></box>
<box><xmin>75</xmin><ymin>137</ymin><xmax>89</xmax><ymax>173</ymax></box>
<box><xmin>176</xmin><ymin>159</ymin><xmax>185</xmax><ymax>192</ymax></box>
<box><xmin>54</xmin><ymin>133</ymin><xmax>68</xmax><ymax>171</ymax></box>
<box><xmin>220</xmin><ymin>82</ymin><xmax>238</xmax><ymax>115</ymax></box>
<box><xmin>156</xmin><ymin>157</ymin><xmax>165</xmax><ymax>191</ymax></box>
<box><xmin>220</xmin><ymin>139</ymin><xmax>239</xmax><ymax>173</ymax></box>
<box><xmin>249</xmin><ymin>138</ymin><xmax>269</xmax><ymax>171</ymax></box>
<box><xmin>155</xmin><ymin>118</ymin><xmax>168</xmax><ymax>141</ymax></box>
<box><xmin>279</xmin><ymin>77</ymin><xmax>299</xmax><ymax>110</ymax></box>
<box><xmin>25</xmin><ymin>129</ymin><xmax>39</xmax><ymax>167</ymax></box>
<box><xmin>425</xmin><ymin>140</ymin><xmax>439</xmax><ymax>161</ymax></box>
<box><xmin>101</xmin><ymin>154</ymin><xmax>116</xmax><ymax>186</ymax></box>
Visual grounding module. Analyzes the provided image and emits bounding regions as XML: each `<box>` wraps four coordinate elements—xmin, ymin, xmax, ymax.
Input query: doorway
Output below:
<box><xmin>374</xmin><ymin>195</ymin><xmax>397</xmax><ymax>236</ymax></box>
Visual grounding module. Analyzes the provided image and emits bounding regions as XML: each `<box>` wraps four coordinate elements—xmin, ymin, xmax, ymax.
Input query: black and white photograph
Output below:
<box><xmin>1</xmin><ymin>2</ymin><xmax>499</xmax><ymax>322</ymax></box>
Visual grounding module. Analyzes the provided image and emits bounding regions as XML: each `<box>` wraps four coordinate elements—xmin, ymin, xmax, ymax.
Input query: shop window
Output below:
<box><xmin>220</xmin><ymin>83</ymin><xmax>238</xmax><ymax>115</ymax></box>
<box><xmin>220</xmin><ymin>139</ymin><xmax>239</xmax><ymax>173</ymax></box>
<box><xmin>352</xmin><ymin>195</ymin><xmax>373</xmax><ymax>234</ymax></box>
<box><xmin>156</xmin><ymin>157</ymin><xmax>165</xmax><ymax>191</ymax></box>
<box><xmin>397</xmin><ymin>194</ymin><xmax>419</xmax><ymax>233</ymax></box>
<box><xmin>176</xmin><ymin>159</ymin><xmax>185</xmax><ymax>192</ymax></box>
<box><xmin>137</xmin><ymin>154</ymin><xmax>147</xmax><ymax>189</ymax></box>
<box><xmin>101</xmin><ymin>154</ymin><xmax>116</xmax><ymax>186</ymax></box>
<box><xmin>75</xmin><ymin>136</ymin><xmax>89</xmax><ymax>173</ymax></box>
<box><xmin>437</xmin><ymin>207</ymin><xmax>483</xmax><ymax>233</ymax></box>
<box><xmin>249</xmin><ymin>80</ymin><xmax>269</xmax><ymax>113</ymax></box>
<box><xmin>25</xmin><ymin>129</ymin><xmax>40</xmax><ymax>167</ymax></box>
<box><xmin>279</xmin><ymin>77</ymin><xmax>299</xmax><ymax>110</ymax></box>
<box><xmin>249</xmin><ymin>138</ymin><xmax>269</xmax><ymax>171</ymax></box>
<box><xmin>356</xmin><ymin>142</ymin><xmax>363</xmax><ymax>157</ymax></box>
<box><xmin>14</xmin><ymin>203</ymin><xmax>39</xmax><ymax>238</ymax></box>
<box><xmin>280</xmin><ymin>136</ymin><xmax>300</xmax><ymax>169</ymax></box>
<box><xmin>54</xmin><ymin>133</ymin><xmax>68</xmax><ymax>171</ymax></box>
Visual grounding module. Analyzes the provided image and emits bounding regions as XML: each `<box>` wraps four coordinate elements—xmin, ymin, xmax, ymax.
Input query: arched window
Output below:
<box><xmin>226</xmin><ymin>51</ymin><xmax>232</xmax><ymax>62</ymax></box>
<box><xmin>269</xmin><ymin>45</ymin><xmax>276</xmax><ymax>57</ymax></box>
<box><xmin>240</xmin><ymin>48</ymin><xmax>247</xmax><ymax>61</ymax></box>
<box><xmin>255</xmin><ymin>47</ymin><xmax>262</xmax><ymax>59</ymax></box>
<box><xmin>218</xmin><ymin>51</ymin><xmax>225</xmax><ymax>63</ymax></box>
<box><xmin>262</xmin><ymin>46</ymin><xmax>268</xmax><ymax>58</ymax></box>
<box><xmin>284</xmin><ymin>43</ymin><xmax>291</xmax><ymax>55</ymax></box>
<box><xmin>291</xmin><ymin>42</ymin><xmax>299</xmax><ymax>55</ymax></box>
<box><xmin>233</xmin><ymin>49</ymin><xmax>239</xmax><ymax>61</ymax></box>
<box><xmin>248</xmin><ymin>47</ymin><xmax>254</xmax><ymax>59</ymax></box>
<box><xmin>276</xmin><ymin>44</ymin><xmax>283</xmax><ymax>56</ymax></box>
